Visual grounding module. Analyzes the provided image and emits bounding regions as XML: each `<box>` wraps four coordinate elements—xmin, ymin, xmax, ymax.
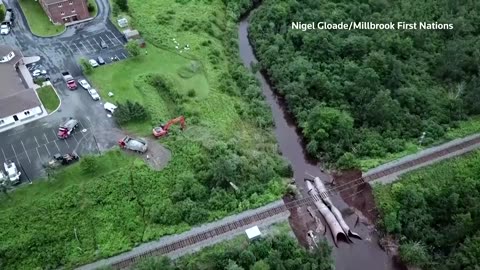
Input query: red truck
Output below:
<box><xmin>62</xmin><ymin>72</ymin><xmax>77</xmax><ymax>90</ymax></box>
<box><xmin>57</xmin><ymin>118</ymin><xmax>79</xmax><ymax>139</ymax></box>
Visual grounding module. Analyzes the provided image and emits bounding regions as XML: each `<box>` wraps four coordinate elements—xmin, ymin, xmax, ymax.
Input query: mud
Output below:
<box><xmin>333</xmin><ymin>170</ymin><xmax>379</xmax><ymax>223</ymax></box>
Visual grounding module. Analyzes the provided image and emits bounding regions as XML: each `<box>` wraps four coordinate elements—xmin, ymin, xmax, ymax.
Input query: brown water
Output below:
<box><xmin>238</xmin><ymin>12</ymin><xmax>401</xmax><ymax>270</ymax></box>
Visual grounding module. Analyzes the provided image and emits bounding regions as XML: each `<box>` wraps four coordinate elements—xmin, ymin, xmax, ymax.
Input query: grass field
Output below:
<box><xmin>37</xmin><ymin>85</ymin><xmax>60</xmax><ymax>113</ymax></box>
<box><xmin>18</xmin><ymin>0</ymin><xmax>65</xmax><ymax>36</ymax></box>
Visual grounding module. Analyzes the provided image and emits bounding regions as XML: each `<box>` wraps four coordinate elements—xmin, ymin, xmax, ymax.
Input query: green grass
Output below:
<box><xmin>88</xmin><ymin>0</ymin><xmax>98</xmax><ymax>17</ymax></box>
<box><xmin>37</xmin><ymin>85</ymin><xmax>60</xmax><ymax>113</ymax></box>
<box><xmin>18</xmin><ymin>0</ymin><xmax>65</xmax><ymax>36</ymax></box>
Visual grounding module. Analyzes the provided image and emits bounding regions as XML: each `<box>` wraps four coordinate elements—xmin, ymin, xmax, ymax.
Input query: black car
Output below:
<box><xmin>97</xmin><ymin>56</ymin><xmax>105</xmax><ymax>65</ymax></box>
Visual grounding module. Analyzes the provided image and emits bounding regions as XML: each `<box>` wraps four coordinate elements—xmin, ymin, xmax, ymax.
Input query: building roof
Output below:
<box><xmin>0</xmin><ymin>45</ymin><xmax>41</xmax><ymax>118</ymax></box>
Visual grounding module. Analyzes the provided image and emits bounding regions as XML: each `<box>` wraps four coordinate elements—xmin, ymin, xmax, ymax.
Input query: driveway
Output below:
<box><xmin>0</xmin><ymin>0</ymin><xmax>130</xmax><ymax>182</ymax></box>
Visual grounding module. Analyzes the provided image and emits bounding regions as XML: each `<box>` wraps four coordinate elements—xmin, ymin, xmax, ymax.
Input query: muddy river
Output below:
<box><xmin>238</xmin><ymin>8</ymin><xmax>402</xmax><ymax>270</ymax></box>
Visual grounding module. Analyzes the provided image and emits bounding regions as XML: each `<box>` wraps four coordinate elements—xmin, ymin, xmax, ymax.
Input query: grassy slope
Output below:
<box><xmin>37</xmin><ymin>85</ymin><xmax>60</xmax><ymax>113</ymax></box>
<box><xmin>18</xmin><ymin>0</ymin><xmax>65</xmax><ymax>36</ymax></box>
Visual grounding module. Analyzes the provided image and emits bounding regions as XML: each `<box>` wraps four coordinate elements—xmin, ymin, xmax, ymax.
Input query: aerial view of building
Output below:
<box><xmin>39</xmin><ymin>0</ymin><xmax>90</xmax><ymax>24</ymax></box>
<box><xmin>0</xmin><ymin>45</ymin><xmax>43</xmax><ymax>130</ymax></box>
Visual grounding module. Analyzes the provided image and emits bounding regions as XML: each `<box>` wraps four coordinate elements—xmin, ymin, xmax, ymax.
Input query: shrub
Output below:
<box><xmin>115</xmin><ymin>0</ymin><xmax>128</xmax><ymax>12</ymax></box>
<box><xmin>114</xmin><ymin>101</ymin><xmax>149</xmax><ymax>125</ymax></box>
<box><xmin>87</xmin><ymin>2</ymin><xmax>95</xmax><ymax>13</ymax></box>
<box><xmin>80</xmin><ymin>156</ymin><xmax>99</xmax><ymax>175</ymax></box>
<box><xmin>125</xmin><ymin>41</ymin><xmax>140</xmax><ymax>57</ymax></box>
<box><xmin>79</xmin><ymin>58</ymin><xmax>93</xmax><ymax>75</ymax></box>
<box><xmin>187</xmin><ymin>89</ymin><xmax>196</xmax><ymax>97</ymax></box>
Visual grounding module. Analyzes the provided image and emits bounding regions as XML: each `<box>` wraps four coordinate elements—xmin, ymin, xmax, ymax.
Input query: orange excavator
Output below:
<box><xmin>152</xmin><ymin>116</ymin><xmax>186</xmax><ymax>138</ymax></box>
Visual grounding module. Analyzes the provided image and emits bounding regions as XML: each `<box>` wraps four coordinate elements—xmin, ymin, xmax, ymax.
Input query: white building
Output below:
<box><xmin>0</xmin><ymin>45</ymin><xmax>44</xmax><ymax>131</ymax></box>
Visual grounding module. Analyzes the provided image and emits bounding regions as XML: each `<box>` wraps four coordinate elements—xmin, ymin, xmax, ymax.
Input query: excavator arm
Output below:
<box><xmin>152</xmin><ymin>116</ymin><xmax>186</xmax><ymax>137</ymax></box>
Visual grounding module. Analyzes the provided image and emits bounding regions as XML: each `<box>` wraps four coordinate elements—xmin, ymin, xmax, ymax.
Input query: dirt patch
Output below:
<box><xmin>142</xmin><ymin>138</ymin><xmax>172</xmax><ymax>170</ymax></box>
<box><xmin>85</xmin><ymin>127</ymin><xmax>172</xmax><ymax>170</ymax></box>
<box><xmin>283</xmin><ymin>194</ymin><xmax>316</xmax><ymax>248</ymax></box>
<box><xmin>332</xmin><ymin>170</ymin><xmax>379</xmax><ymax>224</ymax></box>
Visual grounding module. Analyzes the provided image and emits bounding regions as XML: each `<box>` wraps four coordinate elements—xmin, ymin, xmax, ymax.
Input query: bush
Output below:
<box><xmin>187</xmin><ymin>89</ymin><xmax>196</xmax><ymax>97</ymax></box>
<box><xmin>112</xmin><ymin>3</ymin><xmax>120</xmax><ymax>16</ymax></box>
<box><xmin>114</xmin><ymin>101</ymin><xmax>149</xmax><ymax>125</ymax></box>
<box><xmin>80</xmin><ymin>156</ymin><xmax>99</xmax><ymax>175</ymax></box>
<box><xmin>87</xmin><ymin>2</ymin><xmax>95</xmax><ymax>13</ymax></box>
<box><xmin>115</xmin><ymin>0</ymin><xmax>128</xmax><ymax>12</ymax></box>
<box><xmin>79</xmin><ymin>58</ymin><xmax>93</xmax><ymax>75</ymax></box>
<box><xmin>125</xmin><ymin>40</ymin><xmax>140</xmax><ymax>57</ymax></box>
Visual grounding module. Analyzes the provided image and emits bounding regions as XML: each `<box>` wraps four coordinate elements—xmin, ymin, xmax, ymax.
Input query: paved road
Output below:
<box><xmin>0</xmin><ymin>0</ymin><xmax>129</xmax><ymax>182</ymax></box>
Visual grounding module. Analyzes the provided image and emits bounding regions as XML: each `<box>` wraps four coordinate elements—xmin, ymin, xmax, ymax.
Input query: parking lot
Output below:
<box><xmin>0</xmin><ymin>118</ymin><xmax>101</xmax><ymax>182</ymax></box>
<box><xmin>61</xmin><ymin>31</ymin><xmax>129</xmax><ymax>62</ymax></box>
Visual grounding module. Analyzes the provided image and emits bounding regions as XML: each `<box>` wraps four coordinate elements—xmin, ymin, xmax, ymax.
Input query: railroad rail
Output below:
<box><xmin>87</xmin><ymin>134</ymin><xmax>480</xmax><ymax>269</ymax></box>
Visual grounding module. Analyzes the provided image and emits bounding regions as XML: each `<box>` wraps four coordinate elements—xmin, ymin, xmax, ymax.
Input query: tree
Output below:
<box><xmin>302</xmin><ymin>105</ymin><xmax>354</xmax><ymax>159</ymax></box>
<box><xmin>335</xmin><ymin>152</ymin><xmax>359</xmax><ymax>170</ymax></box>
<box><xmin>251</xmin><ymin>260</ymin><xmax>270</xmax><ymax>270</ymax></box>
<box><xmin>115</xmin><ymin>0</ymin><xmax>128</xmax><ymax>12</ymax></box>
<box><xmin>399</xmin><ymin>241</ymin><xmax>430</xmax><ymax>268</ymax></box>
<box><xmin>238</xmin><ymin>250</ymin><xmax>256</xmax><ymax>268</ymax></box>
<box><xmin>79</xmin><ymin>58</ymin><xmax>93</xmax><ymax>75</ymax></box>
<box><xmin>125</xmin><ymin>40</ymin><xmax>140</xmax><ymax>57</ymax></box>
<box><xmin>226</xmin><ymin>260</ymin><xmax>244</xmax><ymax>270</ymax></box>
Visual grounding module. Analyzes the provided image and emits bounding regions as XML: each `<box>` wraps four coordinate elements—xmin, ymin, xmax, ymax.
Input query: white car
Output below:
<box><xmin>78</xmin><ymin>79</ymin><xmax>91</xmax><ymax>90</ymax></box>
<box><xmin>104</xmin><ymin>102</ymin><xmax>117</xmax><ymax>113</ymax></box>
<box><xmin>0</xmin><ymin>24</ymin><xmax>10</xmax><ymax>35</ymax></box>
<box><xmin>4</xmin><ymin>161</ymin><xmax>20</xmax><ymax>184</ymax></box>
<box><xmin>32</xmin><ymin>69</ymin><xmax>41</xmax><ymax>77</ymax></box>
<box><xmin>88</xmin><ymin>88</ymin><xmax>100</xmax><ymax>100</ymax></box>
<box><xmin>89</xmin><ymin>59</ymin><xmax>99</xmax><ymax>67</ymax></box>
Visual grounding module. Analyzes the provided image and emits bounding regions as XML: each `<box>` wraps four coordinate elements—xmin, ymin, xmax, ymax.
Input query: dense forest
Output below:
<box><xmin>375</xmin><ymin>151</ymin><xmax>480</xmax><ymax>269</ymax></box>
<box><xmin>124</xmin><ymin>232</ymin><xmax>333</xmax><ymax>270</ymax></box>
<box><xmin>249</xmin><ymin>0</ymin><xmax>480</xmax><ymax>165</ymax></box>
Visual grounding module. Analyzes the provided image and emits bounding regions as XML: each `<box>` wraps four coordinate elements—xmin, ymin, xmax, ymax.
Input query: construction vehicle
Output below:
<box><xmin>152</xmin><ymin>116</ymin><xmax>186</xmax><ymax>138</ymax></box>
<box><xmin>57</xmin><ymin>118</ymin><xmax>79</xmax><ymax>139</ymax></box>
<box><xmin>48</xmin><ymin>152</ymin><xmax>80</xmax><ymax>167</ymax></box>
<box><xmin>4</xmin><ymin>160</ymin><xmax>21</xmax><ymax>185</ymax></box>
<box><xmin>62</xmin><ymin>71</ymin><xmax>77</xmax><ymax>90</ymax></box>
<box><xmin>118</xmin><ymin>136</ymin><xmax>148</xmax><ymax>153</ymax></box>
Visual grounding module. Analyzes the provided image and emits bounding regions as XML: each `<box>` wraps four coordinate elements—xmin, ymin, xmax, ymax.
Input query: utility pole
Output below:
<box><xmin>92</xmin><ymin>135</ymin><xmax>101</xmax><ymax>154</ymax></box>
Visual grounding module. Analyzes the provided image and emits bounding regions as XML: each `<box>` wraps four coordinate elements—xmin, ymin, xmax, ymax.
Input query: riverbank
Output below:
<box><xmin>238</xmin><ymin>9</ymin><xmax>400</xmax><ymax>270</ymax></box>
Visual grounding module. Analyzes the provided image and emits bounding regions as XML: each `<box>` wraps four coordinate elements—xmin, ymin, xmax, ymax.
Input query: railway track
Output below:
<box><xmin>90</xmin><ymin>134</ymin><xmax>480</xmax><ymax>269</ymax></box>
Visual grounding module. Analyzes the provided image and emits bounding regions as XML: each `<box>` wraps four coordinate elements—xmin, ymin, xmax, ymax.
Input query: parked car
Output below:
<box><xmin>89</xmin><ymin>59</ymin><xmax>99</xmax><ymax>67</ymax></box>
<box><xmin>104</xmin><ymin>102</ymin><xmax>117</xmax><ymax>113</ymax></box>
<box><xmin>0</xmin><ymin>23</ymin><xmax>10</xmax><ymax>35</ymax></box>
<box><xmin>88</xmin><ymin>88</ymin><xmax>100</xmax><ymax>100</ymax></box>
<box><xmin>78</xmin><ymin>79</ymin><xmax>91</xmax><ymax>90</ymax></box>
<box><xmin>100</xmin><ymin>41</ymin><xmax>108</xmax><ymax>49</ymax></box>
<box><xmin>97</xmin><ymin>56</ymin><xmax>105</xmax><ymax>65</ymax></box>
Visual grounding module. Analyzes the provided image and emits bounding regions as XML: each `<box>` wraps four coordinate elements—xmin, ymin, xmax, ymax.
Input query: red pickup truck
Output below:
<box><xmin>62</xmin><ymin>72</ymin><xmax>77</xmax><ymax>90</ymax></box>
